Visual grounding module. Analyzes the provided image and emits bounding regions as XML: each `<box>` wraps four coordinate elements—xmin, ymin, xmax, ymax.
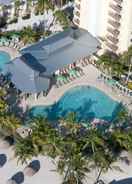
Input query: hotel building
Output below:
<box><xmin>73</xmin><ymin>0</ymin><xmax>132</xmax><ymax>53</ymax></box>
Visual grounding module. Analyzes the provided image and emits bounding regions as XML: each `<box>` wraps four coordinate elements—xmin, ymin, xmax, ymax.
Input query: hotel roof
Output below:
<box><xmin>7</xmin><ymin>27</ymin><xmax>101</xmax><ymax>93</ymax></box>
<box><xmin>21</xmin><ymin>27</ymin><xmax>100</xmax><ymax>75</ymax></box>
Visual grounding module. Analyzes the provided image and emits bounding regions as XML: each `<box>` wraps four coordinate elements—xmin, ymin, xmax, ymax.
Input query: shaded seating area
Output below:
<box><xmin>98</xmin><ymin>73</ymin><xmax>132</xmax><ymax>97</ymax></box>
<box><xmin>0</xmin><ymin>34</ymin><xmax>24</xmax><ymax>50</ymax></box>
<box><xmin>110</xmin><ymin>178</ymin><xmax>132</xmax><ymax>184</ymax></box>
<box><xmin>7</xmin><ymin>172</ymin><xmax>24</xmax><ymax>184</ymax></box>
<box><xmin>55</xmin><ymin>64</ymin><xmax>84</xmax><ymax>88</ymax></box>
<box><xmin>0</xmin><ymin>153</ymin><xmax>7</xmax><ymax>167</ymax></box>
<box><xmin>0</xmin><ymin>136</ymin><xmax>14</xmax><ymax>149</ymax></box>
<box><xmin>23</xmin><ymin>160</ymin><xmax>40</xmax><ymax>177</ymax></box>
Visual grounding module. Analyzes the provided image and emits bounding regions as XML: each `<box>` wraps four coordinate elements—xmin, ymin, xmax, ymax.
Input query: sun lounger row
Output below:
<box><xmin>55</xmin><ymin>69</ymin><xmax>84</xmax><ymax>88</ymax></box>
<box><xmin>0</xmin><ymin>38</ymin><xmax>24</xmax><ymax>51</ymax></box>
<box><xmin>98</xmin><ymin>73</ymin><xmax>132</xmax><ymax>97</ymax></box>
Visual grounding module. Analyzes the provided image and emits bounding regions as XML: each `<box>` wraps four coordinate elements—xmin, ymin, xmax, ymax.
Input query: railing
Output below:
<box><xmin>74</xmin><ymin>18</ymin><xmax>80</xmax><ymax>25</ymax></box>
<box><xmin>106</xmin><ymin>41</ymin><xmax>118</xmax><ymax>52</ymax></box>
<box><xmin>108</xmin><ymin>19</ymin><xmax>120</xmax><ymax>28</ymax></box>
<box><xmin>113</xmin><ymin>0</ymin><xmax>123</xmax><ymax>5</ymax></box>
<box><xmin>107</xmin><ymin>35</ymin><xmax>119</xmax><ymax>44</ymax></box>
<box><xmin>108</xmin><ymin>11</ymin><xmax>121</xmax><ymax>21</ymax></box>
<box><xmin>76</xmin><ymin>4</ymin><xmax>81</xmax><ymax>10</ymax></box>
<box><xmin>107</xmin><ymin>27</ymin><xmax>120</xmax><ymax>36</ymax></box>
<box><xmin>74</xmin><ymin>11</ymin><xmax>80</xmax><ymax>18</ymax></box>
<box><xmin>109</xmin><ymin>3</ymin><xmax>122</xmax><ymax>14</ymax></box>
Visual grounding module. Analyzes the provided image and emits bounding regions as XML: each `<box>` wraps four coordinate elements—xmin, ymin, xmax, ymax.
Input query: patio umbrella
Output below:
<box><xmin>23</xmin><ymin>166</ymin><xmax>36</xmax><ymax>176</ymax></box>
<box><xmin>24</xmin><ymin>160</ymin><xmax>40</xmax><ymax>177</ymax></box>
<box><xmin>0</xmin><ymin>154</ymin><xmax>7</xmax><ymax>167</ymax></box>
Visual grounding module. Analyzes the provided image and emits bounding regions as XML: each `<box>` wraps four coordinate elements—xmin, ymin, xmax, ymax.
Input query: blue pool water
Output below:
<box><xmin>0</xmin><ymin>51</ymin><xmax>10</xmax><ymax>72</ymax></box>
<box><xmin>30</xmin><ymin>86</ymin><xmax>121</xmax><ymax>122</ymax></box>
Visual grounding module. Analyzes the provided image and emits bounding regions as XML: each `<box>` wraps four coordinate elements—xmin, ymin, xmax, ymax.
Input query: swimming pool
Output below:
<box><xmin>0</xmin><ymin>51</ymin><xmax>10</xmax><ymax>72</ymax></box>
<box><xmin>30</xmin><ymin>86</ymin><xmax>121</xmax><ymax>122</ymax></box>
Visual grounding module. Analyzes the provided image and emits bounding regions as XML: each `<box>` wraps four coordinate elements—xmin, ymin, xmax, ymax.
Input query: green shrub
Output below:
<box><xmin>128</xmin><ymin>82</ymin><xmax>132</xmax><ymax>90</ymax></box>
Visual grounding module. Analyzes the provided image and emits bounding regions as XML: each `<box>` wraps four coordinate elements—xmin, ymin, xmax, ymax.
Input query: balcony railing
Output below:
<box><xmin>113</xmin><ymin>0</ymin><xmax>123</xmax><ymax>5</ymax></box>
<box><xmin>75</xmin><ymin>11</ymin><xmax>80</xmax><ymax>17</ymax></box>
<box><xmin>76</xmin><ymin>4</ymin><xmax>81</xmax><ymax>10</ymax></box>
<box><xmin>74</xmin><ymin>18</ymin><xmax>80</xmax><ymax>25</ymax></box>
<box><xmin>107</xmin><ymin>35</ymin><xmax>119</xmax><ymax>44</ymax></box>
<box><xmin>109</xmin><ymin>3</ymin><xmax>122</xmax><ymax>14</ymax></box>
<box><xmin>107</xmin><ymin>27</ymin><xmax>120</xmax><ymax>36</ymax></box>
<box><xmin>108</xmin><ymin>19</ymin><xmax>120</xmax><ymax>28</ymax></box>
<box><xmin>108</xmin><ymin>11</ymin><xmax>121</xmax><ymax>21</ymax></box>
<box><xmin>106</xmin><ymin>42</ymin><xmax>118</xmax><ymax>52</ymax></box>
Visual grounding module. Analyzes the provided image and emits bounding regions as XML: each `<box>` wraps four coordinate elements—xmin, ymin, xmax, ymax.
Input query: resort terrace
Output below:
<box><xmin>7</xmin><ymin>27</ymin><xmax>101</xmax><ymax>100</ymax></box>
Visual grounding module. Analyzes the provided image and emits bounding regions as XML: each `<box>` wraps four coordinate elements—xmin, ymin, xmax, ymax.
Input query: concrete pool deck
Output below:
<box><xmin>26</xmin><ymin>64</ymin><xmax>132</xmax><ymax>111</ymax></box>
<box><xmin>0</xmin><ymin>46</ymin><xmax>19</xmax><ymax>59</ymax></box>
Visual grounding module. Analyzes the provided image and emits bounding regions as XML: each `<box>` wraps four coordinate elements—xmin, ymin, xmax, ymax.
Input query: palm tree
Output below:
<box><xmin>15</xmin><ymin>135</ymin><xmax>38</xmax><ymax>164</ymax></box>
<box><xmin>21</xmin><ymin>26</ymin><xmax>39</xmax><ymax>44</ymax></box>
<box><xmin>82</xmin><ymin>129</ymin><xmax>105</xmax><ymax>154</ymax></box>
<box><xmin>14</xmin><ymin>0</ymin><xmax>21</xmax><ymax>16</ymax></box>
<box><xmin>112</xmin><ymin>107</ymin><xmax>129</xmax><ymax>129</ymax></box>
<box><xmin>109</xmin><ymin>130</ymin><xmax>132</xmax><ymax>151</ymax></box>
<box><xmin>92</xmin><ymin>150</ymin><xmax>114</xmax><ymax>184</ymax></box>
<box><xmin>0</xmin><ymin>98</ymin><xmax>8</xmax><ymax>114</ymax></box>
<box><xmin>0</xmin><ymin>114</ymin><xmax>21</xmax><ymax>136</ymax></box>
<box><xmin>36</xmin><ymin>0</ymin><xmax>53</xmax><ymax>14</ymax></box>
<box><xmin>56</xmin><ymin>113</ymin><xmax>89</xmax><ymax>184</ymax></box>
<box><xmin>57</xmin><ymin>151</ymin><xmax>89</xmax><ymax>184</ymax></box>
<box><xmin>120</xmin><ymin>46</ymin><xmax>132</xmax><ymax>83</ymax></box>
<box><xmin>59</xmin><ymin>112</ymin><xmax>81</xmax><ymax>136</ymax></box>
<box><xmin>30</xmin><ymin>116</ymin><xmax>62</xmax><ymax>157</ymax></box>
<box><xmin>81</xmin><ymin>129</ymin><xmax>115</xmax><ymax>184</ymax></box>
<box><xmin>0</xmin><ymin>88</ymin><xmax>7</xmax><ymax>97</ymax></box>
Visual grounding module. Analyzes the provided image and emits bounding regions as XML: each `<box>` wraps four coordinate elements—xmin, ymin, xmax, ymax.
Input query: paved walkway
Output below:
<box><xmin>26</xmin><ymin>64</ymin><xmax>132</xmax><ymax>110</ymax></box>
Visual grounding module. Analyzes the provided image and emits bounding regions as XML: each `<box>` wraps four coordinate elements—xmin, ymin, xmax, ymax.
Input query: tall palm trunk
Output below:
<box><xmin>95</xmin><ymin>167</ymin><xmax>103</xmax><ymax>184</ymax></box>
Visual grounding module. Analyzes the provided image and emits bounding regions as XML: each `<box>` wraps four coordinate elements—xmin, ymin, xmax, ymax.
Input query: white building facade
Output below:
<box><xmin>74</xmin><ymin>0</ymin><xmax>132</xmax><ymax>53</ymax></box>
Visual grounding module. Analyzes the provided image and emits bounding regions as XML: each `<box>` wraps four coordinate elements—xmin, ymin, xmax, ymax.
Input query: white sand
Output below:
<box><xmin>0</xmin><ymin>146</ymin><xmax>61</xmax><ymax>184</ymax></box>
<box><xmin>1</xmin><ymin>145</ymin><xmax>132</xmax><ymax>184</ymax></box>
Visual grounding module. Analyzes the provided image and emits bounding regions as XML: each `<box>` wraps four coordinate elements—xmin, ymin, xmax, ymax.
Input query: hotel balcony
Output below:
<box><xmin>113</xmin><ymin>0</ymin><xmax>123</xmax><ymax>6</ymax></box>
<box><xmin>109</xmin><ymin>3</ymin><xmax>122</xmax><ymax>14</ymax></box>
<box><xmin>73</xmin><ymin>18</ymin><xmax>80</xmax><ymax>25</ymax></box>
<box><xmin>107</xmin><ymin>27</ymin><xmax>120</xmax><ymax>36</ymax></box>
<box><xmin>76</xmin><ymin>0</ymin><xmax>81</xmax><ymax>3</ymax></box>
<box><xmin>76</xmin><ymin>4</ymin><xmax>81</xmax><ymax>11</ymax></box>
<box><xmin>106</xmin><ymin>42</ymin><xmax>118</xmax><ymax>52</ymax></box>
<box><xmin>107</xmin><ymin>35</ymin><xmax>119</xmax><ymax>44</ymax></box>
<box><xmin>108</xmin><ymin>19</ymin><xmax>120</xmax><ymax>29</ymax></box>
<box><xmin>74</xmin><ymin>11</ymin><xmax>80</xmax><ymax>18</ymax></box>
<box><xmin>108</xmin><ymin>11</ymin><xmax>121</xmax><ymax>22</ymax></box>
